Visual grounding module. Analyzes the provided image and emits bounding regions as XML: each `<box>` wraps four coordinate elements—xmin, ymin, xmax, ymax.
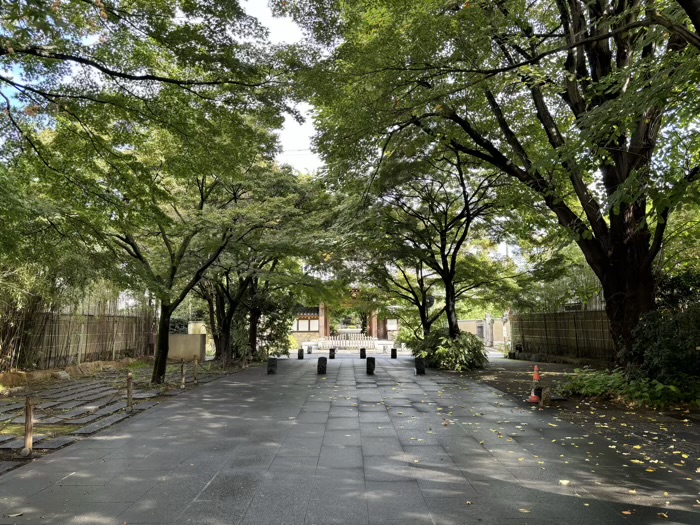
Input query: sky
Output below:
<box><xmin>244</xmin><ymin>1</ymin><xmax>324</xmax><ymax>173</ymax></box>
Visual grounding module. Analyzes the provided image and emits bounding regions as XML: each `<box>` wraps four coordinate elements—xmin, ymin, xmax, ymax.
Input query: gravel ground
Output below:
<box><xmin>464</xmin><ymin>351</ymin><xmax>700</xmax><ymax>481</ymax></box>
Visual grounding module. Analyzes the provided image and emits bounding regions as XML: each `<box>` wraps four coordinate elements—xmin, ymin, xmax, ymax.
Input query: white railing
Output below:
<box><xmin>318</xmin><ymin>335</ymin><xmax>376</xmax><ymax>349</ymax></box>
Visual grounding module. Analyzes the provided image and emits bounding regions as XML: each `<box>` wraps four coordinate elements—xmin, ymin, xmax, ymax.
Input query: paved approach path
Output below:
<box><xmin>0</xmin><ymin>356</ymin><xmax>698</xmax><ymax>525</ymax></box>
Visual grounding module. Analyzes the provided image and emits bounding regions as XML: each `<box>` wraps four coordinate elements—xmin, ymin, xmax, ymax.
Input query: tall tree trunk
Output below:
<box><xmin>246</xmin><ymin>277</ymin><xmax>260</xmax><ymax>361</ymax></box>
<box><xmin>419</xmin><ymin>307</ymin><xmax>432</xmax><ymax>337</ymax></box>
<box><xmin>151</xmin><ymin>303</ymin><xmax>174</xmax><ymax>384</ymax></box>
<box><xmin>248</xmin><ymin>308</ymin><xmax>260</xmax><ymax>359</ymax></box>
<box><xmin>600</xmin><ymin>248</ymin><xmax>656</xmax><ymax>367</ymax></box>
<box><xmin>203</xmin><ymin>294</ymin><xmax>221</xmax><ymax>361</ymax></box>
<box><xmin>444</xmin><ymin>280</ymin><xmax>460</xmax><ymax>339</ymax></box>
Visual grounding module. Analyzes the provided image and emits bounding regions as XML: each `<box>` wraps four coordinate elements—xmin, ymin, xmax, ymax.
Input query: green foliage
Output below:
<box><xmin>280</xmin><ymin>0</ymin><xmax>700</xmax><ymax>361</ymax></box>
<box><xmin>288</xmin><ymin>334</ymin><xmax>300</xmax><ymax>353</ymax></box>
<box><xmin>655</xmin><ymin>271</ymin><xmax>700</xmax><ymax>311</ymax></box>
<box><xmin>562</xmin><ymin>369</ymin><xmax>700</xmax><ymax>409</ymax></box>
<box><xmin>632</xmin><ymin>306</ymin><xmax>700</xmax><ymax>382</ymax></box>
<box><xmin>406</xmin><ymin>327</ymin><xmax>487</xmax><ymax>372</ymax></box>
<box><xmin>168</xmin><ymin>318</ymin><xmax>188</xmax><ymax>335</ymax></box>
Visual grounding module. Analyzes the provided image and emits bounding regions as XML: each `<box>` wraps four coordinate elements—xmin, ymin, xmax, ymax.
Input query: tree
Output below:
<box><xmin>277</xmin><ymin>0</ymin><xmax>700</xmax><ymax>364</ymax></box>
<box><xmin>195</xmin><ymin>170</ymin><xmax>332</xmax><ymax>363</ymax></box>
<box><xmin>19</xmin><ymin>95</ymin><xmax>289</xmax><ymax>382</ymax></box>
<box><xmin>1</xmin><ymin>0</ymin><xmax>279</xmax><ymax>148</ymax></box>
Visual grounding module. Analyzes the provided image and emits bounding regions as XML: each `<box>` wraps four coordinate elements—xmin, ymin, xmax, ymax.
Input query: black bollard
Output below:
<box><xmin>298</xmin><ymin>348</ymin><xmax>304</xmax><ymax>359</ymax></box>
<box><xmin>366</xmin><ymin>357</ymin><xmax>375</xmax><ymax>375</ymax></box>
<box><xmin>415</xmin><ymin>356</ymin><xmax>425</xmax><ymax>376</ymax></box>
<box><xmin>391</xmin><ymin>348</ymin><xmax>397</xmax><ymax>359</ymax></box>
<box><xmin>329</xmin><ymin>348</ymin><xmax>336</xmax><ymax>359</ymax></box>
<box><xmin>267</xmin><ymin>357</ymin><xmax>278</xmax><ymax>374</ymax></box>
<box><xmin>360</xmin><ymin>348</ymin><xmax>366</xmax><ymax>359</ymax></box>
<box><xmin>317</xmin><ymin>357</ymin><xmax>327</xmax><ymax>375</ymax></box>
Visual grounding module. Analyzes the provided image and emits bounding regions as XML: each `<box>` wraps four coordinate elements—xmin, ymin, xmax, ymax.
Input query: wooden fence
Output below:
<box><xmin>510</xmin><ymin>311</ymin><xmax>615</xmax><ymax>362</ymax></box>
<box><xmin>1</xmin><ymin>311</ymin><xmax>155</xmax><ymax>371</ymax></box>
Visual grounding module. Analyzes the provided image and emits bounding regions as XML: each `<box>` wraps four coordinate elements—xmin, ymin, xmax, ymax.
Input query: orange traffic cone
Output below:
<box><xmin>528</xmin><ymin>365</ymin><xmax>542</xmax><ymax>403</ymax></box>
<box><xmin>528</xmin><ymin>389</ymin><xmax>540</xmax><ymax>403</ymax></box>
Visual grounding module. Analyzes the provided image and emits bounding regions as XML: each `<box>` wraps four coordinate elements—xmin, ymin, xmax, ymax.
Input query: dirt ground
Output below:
<box><xmin>463</xmin><ymin>351</ymin><xmax>700</xmax><ymax>479</ymax></box>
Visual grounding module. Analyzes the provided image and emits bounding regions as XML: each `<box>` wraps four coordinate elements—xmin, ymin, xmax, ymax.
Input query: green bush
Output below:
<box><xmin>561</xmin><ymin>368</ymin><xmax>700</xmax><ymax>409</ymax></box>
<box><xmin>407</xmin><ymin>327</ymin><xmax>487</xmax><ymax>371</ymax></box>
<box><xmin>169</xmin><ymin>318</ymin><xmax>188</xmax><ymax>334</ymax></box>
<box><xmin>633</xmin><ymin>305</ymin><xmax>700</xmax><ymax>383</ymax></box>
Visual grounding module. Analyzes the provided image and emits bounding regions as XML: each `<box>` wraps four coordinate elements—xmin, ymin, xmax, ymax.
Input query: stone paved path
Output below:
<box><xmin>0</xmin><ymin>356</ymin><xmax>698</xmax><ymax>524</ymax></box>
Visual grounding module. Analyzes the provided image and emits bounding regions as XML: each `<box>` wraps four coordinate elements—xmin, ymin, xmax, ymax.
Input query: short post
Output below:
<box><xmin>360</xmin><ymin>348</ymin><xmax>366</xmax><ymax>359</ymax></box>
<box><xmin>267</xmin><ymin>357</ymin><xmax>278</xmax><ymax>374</ymax></box>
<box><xmin>298</xmin><ymin>348</ymin><xmax>304</xmax><ymax>359</ymax></box>
<box><xmin>180</xmin><ymin>359</ymin><xmax>186</xmax><ymax>389</ymax></box>
<box><xmin>329</xmin><ymin>348</ymin><xmax>336</xmax><ymax>359</ymax></box>
<box><xmin>317</xmin><ymin>357</ymin><xmax>327</xmax><ymax>375</ymax></box>
<box><xmin>22</xmin><ymin>397</ymin><xmax>33</xmax><ymax>456</ymax></box>
<box><xmin>415</xmin><ymin>356</ymin><xmax>426</xmax><ymax>376</ymax></box>
<box><xmin>193</xmin><ymin>356</ymin><xmax>199</xmax><ymax>385</ymax></box>
<box><xmin>366</xmin><ymin>357</ymin><xmax>375</xmax><ymax>375</ymax></box>
<box><xmin>391</xmin><ymin>348</ymin><xmax>397</xmax><ymax>359</ymax></box>
<box><xmin>126</xmin><ymin>372</ymin><xmax>133</xmax><ymax>411</ymax></box>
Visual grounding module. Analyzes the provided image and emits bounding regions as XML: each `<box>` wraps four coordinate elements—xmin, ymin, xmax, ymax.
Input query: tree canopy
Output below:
<box><xmin>276</xmin><ymin>0</ymin><xmax>700</xmax><ymax>364</ymax></box>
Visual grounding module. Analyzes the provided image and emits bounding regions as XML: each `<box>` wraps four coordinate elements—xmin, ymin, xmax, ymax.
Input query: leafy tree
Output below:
<box><xmin>1</xmin><ymin>0</ymin><xmax>280</xmax><ymax>148</ymax></box>
<box><xmin>277</xmin><ymin>0</ymin><xmax>700</xmax><ymax>365</ymax></box>
<box><xmin>196</xmin><ymin>171</ymin><xmax>332</xmax><ymax>363</ymax></box>
<box><xmin>18</xmin><ymin>96</ymin><xmax>289</xmax><ymax>382</ymax></box>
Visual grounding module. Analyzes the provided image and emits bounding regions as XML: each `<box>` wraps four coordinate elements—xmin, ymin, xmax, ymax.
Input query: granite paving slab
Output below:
<box><xmin>72</xmin><ymin>412</ymin><xmax>131</xmax><ymax>435</ymax></box>
<box><xmin>0</xmin><ymin>435</ymin><xmax>46</xmax><ymax>449</ymax></box>
<box><xmin>0</xmin><ymin>461</ymin><xmax>21</xmax><ymax>475</ymax></box>
<box><xmin>34</xmin><ymin>436</ymin><xmax>78</xmax><ymax>449</ymax></box>
<box><xmin>0</xmin><ymin>403</ymin><xmax>24</xmax><ymax>414</ymax></box>
<box><xmin>0</xmin><ymin>356</ymin><xmax>696</xmax><ymax>524</ymax></box>
<box><xmin>133</xmin><ymin>401</ymin><xmax>159</xmax><ymax>410</ymax></box>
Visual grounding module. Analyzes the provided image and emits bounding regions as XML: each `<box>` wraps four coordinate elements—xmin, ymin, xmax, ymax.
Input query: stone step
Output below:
<box><xmin>0</xmin><ymin>435</ymin><xmax>47</xmax><ymax>449</ymax></box>
<box><xmin>34</xmin><ymin>436</ymin><xmax>78</xmax><ymax>449</ymax></box>
<box><xmin>133</xmin><ymin>401</ymin><xmax>158</xmax><ymax>411</ymax></box>
<box><xmin>0</xmin><ymin>403</ymin><xmax>24</xmax><ymax>414</ymax></box>
<box><xmin>73</xmin><ymin>412</ymin><xmax>131</xmax><ymax>435</ymax></box>
<box><xmin>0</xmin><ymin>461</ymin><xmax>21</xmax><ymax>475</ymax></box>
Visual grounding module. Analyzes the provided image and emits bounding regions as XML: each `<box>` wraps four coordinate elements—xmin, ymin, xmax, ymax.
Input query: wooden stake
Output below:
<box><xmin>23</xmin><ymin>397</ymin><xmax>33</xmax><ymax>456</ymax></box>
<box><xmin>126</xmin><ymin>372</ymin><xmax>133</xmax><ymax>411</ymax></box>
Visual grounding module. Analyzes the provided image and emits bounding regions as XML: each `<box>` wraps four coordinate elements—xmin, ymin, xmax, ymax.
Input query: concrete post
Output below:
<box><xmin>366</xmin><ymin>357</ymin><xmax>375</xmax><ymax>375</ymax></box>
<box><xmin>267</xmin><ymin>358</ymin><xmax>278</xmax><ymax>374</ymax></box>
<box><xmin>317</xmin><ymin>357</ymin><xmax>327</xmax><ymax>375</ymax></box>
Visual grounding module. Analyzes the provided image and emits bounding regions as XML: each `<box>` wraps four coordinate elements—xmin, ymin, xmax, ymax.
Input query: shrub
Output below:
<box><xmin>561</xmin><ymin>368</ymin><xmax>700</xmax><ymax>409</ymax></box>
<box><xmin>169</xmin><ymin>318</ymin><xmax>188</xmax><ymax>334</ymax></box>
<box><xmin>407</xmin><ymin>327</ymin><xmax>487</xmax><ymax>371</ymax></box>
<box><xmin>633</xmin><ymin>305</ymin><xmax>700</xmax><ymax>383</ymax></box>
